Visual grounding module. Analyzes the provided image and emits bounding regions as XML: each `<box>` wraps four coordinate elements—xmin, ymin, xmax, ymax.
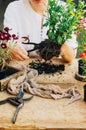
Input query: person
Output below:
<box><xmin>4</xmin><ymin>0</ymin><xmax>77</xmax><ymax>63</ymax></box>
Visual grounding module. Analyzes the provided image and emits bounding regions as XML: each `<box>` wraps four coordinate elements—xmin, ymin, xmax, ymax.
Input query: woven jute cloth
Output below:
<box><xmin>0</xmin><ymin>58</ymin><xmax>86</xmax><ymax>129</ymax></box>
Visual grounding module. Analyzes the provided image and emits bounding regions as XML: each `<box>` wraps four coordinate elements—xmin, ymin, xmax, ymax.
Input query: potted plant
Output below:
<box><xmin>77</xmin><ymin>17</ymin><xmax>86</xmax><ymax>76</ymax></box>
<box><xmin>76</xmin><ymin>17</ymin><xmax>86</xmax><ymax>53</ymax></box>
<box><xmin>29</xmin><ymin>0</ymin><xmax>85</xmax><ymax>74</ymax></box>
<box><xmin>75</xmin><ymin>46</ymin><xmax>86</xmax><ymax>81</ymax></box>
<box><xmin>39</xmin><ymin>0</ymin><xmax>85</xmax><ymax>61</ymax></box>
<box><xmin>74</xmin><ymin>17</ymin><xmax>86</xmax><ymax>81</ymax></box>
<box><xmin>0</xmin><ymin>27</ymin><xmax>18</xmax><ymax>79</ymax></box>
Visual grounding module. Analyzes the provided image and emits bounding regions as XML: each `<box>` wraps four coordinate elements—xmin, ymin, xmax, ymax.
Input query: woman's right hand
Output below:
<box><xmin>60</xmin><ymin>43</ymin><xmax>75</xmax><ymax>63</ymax></box>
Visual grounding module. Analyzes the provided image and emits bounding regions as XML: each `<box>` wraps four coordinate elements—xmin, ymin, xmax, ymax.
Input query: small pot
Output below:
<box><xmin>0</xmin><ymin>67</ymin><xmax>7</xmax><ymax>80</ymax></box>
<box><xmin>83</xmin><ymin>84</ymin><xmax>86</xmax><ymax>102</ymax></box>
<box><xmin>75</xmin><ymin>59</ymin><xmax>86</xmax><ymax>82</ymax></box>
<box><xmin>78</xmin><ymin>59</ymin><xmax>86</xmax><ymax>76</ymax></box>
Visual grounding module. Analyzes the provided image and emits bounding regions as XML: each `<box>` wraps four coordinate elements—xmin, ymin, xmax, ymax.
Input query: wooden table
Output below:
<box><xmin>0</xmin><ymin>59</ymin><xmax>86</xmax><ymax>130</ymax></box>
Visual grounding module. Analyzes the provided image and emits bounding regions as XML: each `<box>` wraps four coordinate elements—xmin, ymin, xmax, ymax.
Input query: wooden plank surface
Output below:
<box><xmin>0</xmin><ymin>58</ymin><xmax>86</xmax><ymax>130</ymax></box>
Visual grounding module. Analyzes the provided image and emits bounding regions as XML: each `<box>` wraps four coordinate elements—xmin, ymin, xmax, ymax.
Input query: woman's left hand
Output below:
<box><xmin>10</xmin><ymin>40</ymin><xmax>29</xmax><ymax>61</ymax></box>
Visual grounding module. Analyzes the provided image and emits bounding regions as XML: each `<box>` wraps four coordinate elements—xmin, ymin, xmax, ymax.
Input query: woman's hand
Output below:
<box><xmin>10</xmin><ymin>40</ymin><xmax>29</xmax><ymax>61</ymax></box>
<box><xmin>60</xmin><ymin>43</ymin><xmax>75</xmax><ymax>63</ymax></box>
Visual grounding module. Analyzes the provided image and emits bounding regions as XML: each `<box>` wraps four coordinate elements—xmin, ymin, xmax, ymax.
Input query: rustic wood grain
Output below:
<box><xmin>0</xmin><ymin>58</ymin><xmax>86</xmax><ymax>130</ymax></box>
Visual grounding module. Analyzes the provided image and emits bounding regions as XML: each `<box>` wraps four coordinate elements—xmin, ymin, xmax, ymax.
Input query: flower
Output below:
<box><xmin>0</xmin><ymin>27</ymin><xmax>18</xmax><ymax>70</ymax></box>
<box><xmin>78</xmin><ymin>44</ymin><xmax>86</xmax><ymax>75</ymax></box>
<box><xmin>78</xmin><ymin>17</ymin><xmax>86</xmax><ymax>29</ymax></box>
<box><xmin>76</xmin><ymin>17</ymin><xmax>86</xmax><ymax>48</ymax></box>
<box><xmin>77</xmin><ymin>17</ymin><xmax>86</xmax><ymax>75</ymax></box>
<box><xmin>77</xmin><ymin>17</ymin><xmax>86</xmax><ymax>59</ymax></box>
<box><xmin>79</xmin><ymin>46</ymin><xmax>86</xmax><ymax>62</ymax></box>
<box><xmin>43</xmin><ymin>0</ymin><xmax>85</xmax><ymax>45</ymax></box>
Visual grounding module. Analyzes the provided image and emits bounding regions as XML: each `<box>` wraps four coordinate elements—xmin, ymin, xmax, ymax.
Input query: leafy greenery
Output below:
<box><xmin>43</xmin><ymin>0</ymin><xmax>85</xmax><ymax>45</ymax></box>
<box><xmin>77</xmin><ymin>27</ymin><xmax>86</xmax><ymax>53</ymax></box>
<box><xmin>76</xmin><ymin>17</ymin><xmax>86</xmax><ymax>58</ymax></box>
<box><xmin>78</xmin><ymin>59</ymin><xmax>86</xmax><ymax>76</ymax></box>
<box><xmin>0</xmin><ymin>27</ymin><xmax>17</xmax><ymax>70</ymax></box>
<box><xmin>0</xmin><ymin>44</ymin><xmax>11</xmax><ymax>70</ymax></box>
<box><xmin>0</xmin><ymin>40</ymin><xmax>17</xmax><ymax>70</ymax></box>
<box><xmin>80</xmin><ymin>62</ymin><xmax>86</xmax><ymax>76</ymax></box>
<box><xmin>77</xmin><ymin>20</ymin><xmax>86</xmax><ymax>75</ymax></box>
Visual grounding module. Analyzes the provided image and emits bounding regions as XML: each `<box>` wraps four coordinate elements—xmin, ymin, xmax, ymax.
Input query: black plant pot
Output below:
<box><xmin>0</xmin><ymin>66</ymin><xmax>24</xmax><ymax>91</ymax></box>
<box><xmin>78</xmin><ymin>59</ymin><xmax>86</xmax><ymax>76</ymax></box>
<box><xmin>75</xmin><ymin>59</ymin><xmax>86</xmax><ymax>82</ymax></box>
<box><xmin>0</xmin><ymin>67</ymin><xmax>7</xmax><ymax>80</ymax></box>
<box><xmin>83</xmin><ymin>84</ymin><xmax>86</xmax><ymax>102</ymax></box>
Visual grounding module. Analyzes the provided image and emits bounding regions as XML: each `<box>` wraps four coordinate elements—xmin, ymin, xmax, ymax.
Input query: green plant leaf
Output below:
<box><xmin>43</xmin><ymin>0</ymin><xmax>85</xmax><ymax>44</ymax></box>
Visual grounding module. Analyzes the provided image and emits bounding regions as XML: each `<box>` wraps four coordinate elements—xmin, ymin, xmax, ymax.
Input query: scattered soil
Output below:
<box><xmin>29</xmin><ymin>61</ymin><xmax>65</xmax><ymax>74</ymax></box>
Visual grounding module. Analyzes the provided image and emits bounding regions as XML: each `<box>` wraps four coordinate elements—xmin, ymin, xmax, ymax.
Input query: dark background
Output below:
<box><xmin>0</xmin><ymin>0</ymin><xmax>86</xmax><ymax>29</ymax></box>
<box><xmin>0</xmin><ymin>0</ymin><xmax>15</xmax><ymax>29</ymax></box>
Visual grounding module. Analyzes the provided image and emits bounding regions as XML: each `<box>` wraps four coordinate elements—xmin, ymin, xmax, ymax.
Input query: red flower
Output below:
<box><xmin>0</xmin><ymin>34</ymin><xmax>5</xmax><ymax>40</ymax></box>
<box><xmin>0</xmin><ymin>27</ymin><xmax>18</xmax><ymax>70</ymax></box>
<box><xmin>74</xmin><ymin>31</ymin><xmax>80</xmax><ymax>35</ymax></box>
<box><xmin>4</xmin><ymin>27</ymin><xmax>10</xmax><ymax>32</ymax></box>
<box><xmin>84</xmin><ymin>44</ymin><xmax>86</xmax><ymax>47</ymax></box>
<box><xmin>12</xmin><ymin>34</ymin><xmax>16</xmax><ymax>38</ymax></box>
<box><xmin>1</xmin><ymin>43</ymin><xmax>7</xmax><ymax>49</ymax></box>
<box><xmin>79</xmin><ymin>53</ymin><xmax>85</xmax><ymax>58</ymax></box>
<box><xmin>12</xmin><ymin>34</ymin><xmax>18</xmax><ymax>40</ymax></box>
<box><xmin>4</xmin><ymin>33</ymin><xmax>11</xmax><ymax>40</ymax></box>
<box><xmin>84</xmin><ymin>50</ymin><xmax>86</xmax><ymax>54</ymax></box>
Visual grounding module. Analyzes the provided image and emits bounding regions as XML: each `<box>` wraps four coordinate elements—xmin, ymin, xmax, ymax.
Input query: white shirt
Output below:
<box><xmin>4</xmin><ymin>0</ymin><xmax>48</xmax><ymax>50</ymax></box>
<box><xmin>4</xmin><ymin>0</ymin><xmax>77</xmax><ymax>51</ymax></box>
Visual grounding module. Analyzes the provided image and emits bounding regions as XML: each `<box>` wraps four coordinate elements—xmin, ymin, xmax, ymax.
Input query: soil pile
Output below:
<box><xmin>38</xmin><ymin>39</ymin><xmax>62</xmax><ymax>60</ymax></box>
<box><xmin>29</xmin><ymin>61</ymin><xmax>65</xmax><ymax>74</ymax></box>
